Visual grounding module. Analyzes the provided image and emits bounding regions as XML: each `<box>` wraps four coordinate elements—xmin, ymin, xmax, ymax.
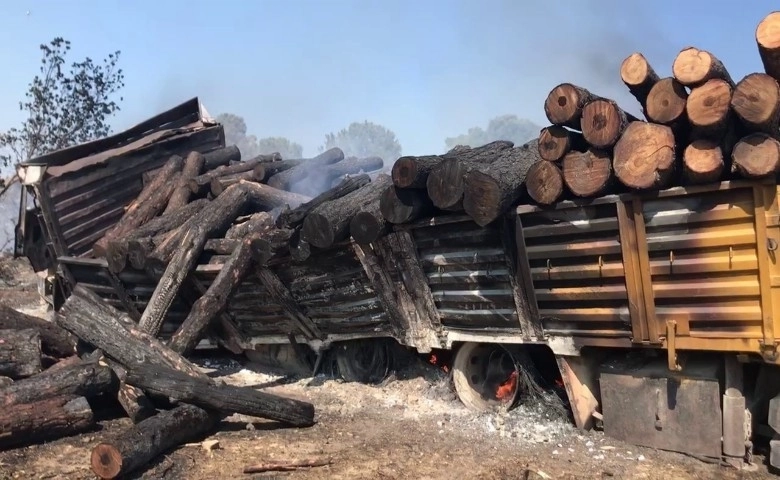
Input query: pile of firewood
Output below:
<box><xmin>527</xmin><ymin>11</ymin><xmax>780</xmax><ymax>206</ymax></box>
<box><xmin>0</xmin><ymin>291</ymin><xmax>315</xmax><ymax>479</ymax></box>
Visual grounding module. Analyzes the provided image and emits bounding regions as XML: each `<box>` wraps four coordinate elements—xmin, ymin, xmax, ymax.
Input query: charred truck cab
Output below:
<box><xmin>15</xmin><ymin>99</ymin><xmax>780</xmax><ymax>471</ymax></box>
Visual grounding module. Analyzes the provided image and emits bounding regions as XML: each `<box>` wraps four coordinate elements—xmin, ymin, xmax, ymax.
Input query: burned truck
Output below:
<box><xmin>15</xmin><ymin>97</ymin><xmax>780</xmax><ymax>470</ymax></box>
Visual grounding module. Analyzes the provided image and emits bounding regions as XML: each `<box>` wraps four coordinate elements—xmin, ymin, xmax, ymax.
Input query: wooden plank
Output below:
<box><xmin>617</xmin><ymin>200</ymin><xmax>650</xmax><ymax>343</ymax></box>
<box><xmin>632</xmin><ymin>198</ymin><xmax>663</xmax><ymax>342</ymax></box>
<box><xmin>514</xmin><ymin>216</ymin><xmax>540</xmax><ymax>323</ymax></box>
<box><xmin>753</xmin><ymin>184</ymin><xmax>776</xmax><ymax>348</ymax></box>
<box><xmin>254</xmin><ymin>268</ymin><xmax>322</xmax><ymax>340</ymax></box>
<box><xmin>501</xmin><ymin>217</ymin><xmax>539</xmax><ymax>338</ymax></box>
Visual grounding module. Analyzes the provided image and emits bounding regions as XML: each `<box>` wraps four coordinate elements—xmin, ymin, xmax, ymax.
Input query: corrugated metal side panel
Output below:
<box><xmin>410</xmin><ymin>217</ymin><xmax>519</xmax><ymax>330</ymax></box>
<box><xmin>520</xmin><ymin>202</ymin><xmax>632</xmax><ymax>339</ymax></box>
<box><xmin>274</xmin><ymin>243</ymin><xmax>390</xmax><ymax>335</ymax></box>
<box><xmin>44</xmin><ymin>126</ymin><xmax>224</xmax><ymax>257</ymax></box>
<box><xmin>641</xmin><ymin>186</ymin><xmax>763</xmax><ymax>339</ymax></box>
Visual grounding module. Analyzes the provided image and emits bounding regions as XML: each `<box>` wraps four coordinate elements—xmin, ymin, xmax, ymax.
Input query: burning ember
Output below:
<box><xmin>427</xmin><ymin>353</ymin><xmax>450</xmax><ymax>373</ymax></box>
<box><xmin>495</xmin><ymin>370</ymin><xmax>518</xmax><ymax>402</ymax></box>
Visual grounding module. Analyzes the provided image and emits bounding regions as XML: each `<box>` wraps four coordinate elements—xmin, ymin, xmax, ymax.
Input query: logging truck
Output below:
<box><xmin>13</xmin><ymin>98</ymin><xmax>780</xmax><ymax>470</ymax></box>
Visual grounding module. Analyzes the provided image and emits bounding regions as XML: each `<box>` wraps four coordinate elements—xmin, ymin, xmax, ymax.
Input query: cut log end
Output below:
<box><xmin>620</xmin><ymin>52</ymin><xmax>653</xmax><ymax>87</ymax></box>
<box><xmin>391</xmin><ymin>157</ymin><xmax>420</xmax><ymax>189</ymax></box>
<box><xmin>301</xmin><ymin>212</ymin><xmax>334</xmax><ymax>249</ymax></box>
<box><xmin>379</xmin><ymin>186</ymin><xmax>432</xmax><ymax>224</ymax></box>
<box><xmin>562</xmin><ymin>149</ymin><xmax>612</xmax><ymax>198</ymax></box>
<box><xmin>91</xmin><ymin>444</ymin><xmax>123</xmax><ymax>479</ymax></box>
<box><xmin>613</xmin><ymin>122</ymin><xmax>676</xmax><ymax>190</ymax></box>
<box><xmin>757</xmin><ymin>12</ymin><xmax>780</xmax><ymax>81</ymax></box>
<box><xmin>732</xmin><ymin>133</ymin><xmax>780</xmax><ymax>178</ymax></box>
<box><xmin>581</xmin><ymin>99</ymin><xmax>633</xmax><ymax>149</ymax></box>
<box><xmin>544</xmin><ymin>83</ymin><xmax>593</xmax><ymax>127</ymax></box>
<box><xmin>686</xmin><ymin>79</ymin><xmax>733</xmax><ymax>134</ymax></box>
<box><xmin>462</xmin><ymin>171</ymin><xmax>503</xmax><ymax>227</ymax></box>
<box><xmin>683</xmin><ymin>139</ymin><xmax>725</xmax><ymax>184</ymax></box>
<box><xmin>350</xmin><ymin>211</ymin><xmax>384</xmax><ymax>244</ymax></box>
<box><xmin>526</xmin><ymin>161</ymin><xmax>564</xmax><ymax>205</ymax></box>
<box><xmin>646</xmin><ymin>77</ymin><xmax>688</xmax><ymax>125</ymax></box>
<box><xmin>538</xmin><ymin>126</ymin><xmax>580</xmax><ymax>162</ymax></box>
<box><xmin>672</xmin><ymin>46</ymin><xmax>733</xmax><ymax>86</ymax></box>
<box><xmin>731</xmin><ymin>73</ymin><xmax>780</xmax><ymax>132</ymax></box>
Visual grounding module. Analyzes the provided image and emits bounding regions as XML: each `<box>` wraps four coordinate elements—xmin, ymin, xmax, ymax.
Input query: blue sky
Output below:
<box><xmin>0</xmin><ymin>0</ymin><xmax>776</xmax><ymax>157</ymax></box>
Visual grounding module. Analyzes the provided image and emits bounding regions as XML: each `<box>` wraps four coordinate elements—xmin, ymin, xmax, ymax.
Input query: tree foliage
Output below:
<box><xmin>445</xmin><ymin>115</ymin><xmax>541</xmax><ymax>150</ymax></box>
<box><xmin>0</xmin><ymin>37</ymin><xmax>125</xmax><ymax>167</ymax></box>
<box><xmin>321</xmin><ymin>121</ymin><xmax>402</xmax><ymax>163</ymax></box>
<box><xmin>217</xmin><ymin>113</ymin><xmax>303</xmax><ymax>159</ymax></box>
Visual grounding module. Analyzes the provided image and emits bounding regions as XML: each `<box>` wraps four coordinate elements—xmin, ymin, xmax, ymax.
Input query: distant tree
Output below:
<box><xmin>256</xmin><ymin>136</ymin><xmax>303</xmax><ymax>159</ymax></box>
<box><xmin>321</xmin><ymin>120</ymin><xmax>402</xmax><ymax>163</ymax></box>
<box><xmin>217</xmin><ymin>113</ymin><xmax>303</xmax><ymax>159</ymax></box>
<box><xmin>0</xmin><ymin>37</ymin><xmax>125</xmax><ymax>168</ymax></box>
<box><xmin>445</xmin><ymin>115</ymin><xmax>541</xmax><ymax>150</ymax></box>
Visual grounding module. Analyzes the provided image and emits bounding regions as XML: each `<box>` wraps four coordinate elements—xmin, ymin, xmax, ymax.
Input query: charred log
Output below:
<box><xmin>210</xmin><ymin>169</ymin><xmax>264</xmax><ymax>197</ymax></box>
<box><xmin>163</xmin><ymin>151</ymin><xmax>204</xmax><ymax>215</ymax></box>
<box><xmin>239</xmin><ymin>180</ymin><xmax>311</xmax><ymax>210</ymax></box>
<box><xmin>537</xmin><ymin>126</ymin><xmax>587</xmax><ymax>162</ymax></box>
<box><xmin>202</xmin><ymin>145</ymin><xmax>241</xmax><ymax>170</ymax></box>
<box><xmin>0</xmin><ymin>304</ymin><xmax>76</xmax><ymax>358</ymax></box>
<box><xmin>277</xmin><ymin>174</ymin><xmax>371</xmax><ymax>229</ymax></box>
<box><xmin>250</xmin><ymin>229</ymin><xmax>294</xmax><ymax>265</ymax></box>
<box><xmin>350</xmin><ymin>201</ymin><xmax>388</xmax><ymax>244</ymax></box>
<box><xmin>391</xmin><ymin>155</ymin><xmax>443</xmax><ymax>189</ymax></box>
<box><xmin>0</xmin><ymin>328</ymin><xmax>41</xmax><ymax>379</ymax></box>
<box><xmin>0</xmin><ymin>395</ymin><xmax>94</xmax><ymax>449</ymax></box>
<box><xmin>266</xmin><ymin>148</ymin><xmax>345</xmax><ymax>191</ymax></box>
<box><xmin>379</xmin><ymin>186</ymin><xmax>434</xmax><ymax>224</ymax></box>
<box><xmin>0</xmin><ymin>358</ymin><xmax>114</xmax><ymax>407</ymax></box>
<box><xmin>226</xmin><ymin>212</ymin><xmax>274</xmax><ymax>239</ymax></box>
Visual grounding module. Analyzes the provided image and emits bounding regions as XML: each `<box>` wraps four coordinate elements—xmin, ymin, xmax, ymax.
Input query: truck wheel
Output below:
<box><xmin>335</xmin><ymin>339</ymin><xmax>391</xmax><ymax>384</ymax></box>
<box><xmin>452</xmin><ymin>342</ymin><xmax>521</xmax><ymax>412</ymax></box>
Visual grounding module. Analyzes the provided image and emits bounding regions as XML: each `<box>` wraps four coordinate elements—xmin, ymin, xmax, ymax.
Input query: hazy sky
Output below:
<box><xmin>0</xmin><ymin>0</ymin><xmax>776</xmax><ymax>157</ymax></box>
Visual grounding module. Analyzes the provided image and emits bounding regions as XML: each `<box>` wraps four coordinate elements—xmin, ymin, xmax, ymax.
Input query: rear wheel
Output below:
<box><xmin>452</xmin><ymin>342</ymin><xmax>522</xmax><ymax>412</ymax></box>
<box><xmin>334</xmin><ymin>339</ymin><xmax>392</xmax><ymax>384</ymax></box>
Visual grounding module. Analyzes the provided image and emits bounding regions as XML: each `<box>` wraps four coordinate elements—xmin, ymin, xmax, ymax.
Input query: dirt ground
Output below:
<box><xmin>0</xmin><ymin>255</ymin><xmax>776</xmax><ymax>480</ymax></box>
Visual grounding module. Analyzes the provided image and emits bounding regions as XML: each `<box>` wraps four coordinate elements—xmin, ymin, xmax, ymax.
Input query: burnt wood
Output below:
<box><xmin>0</xmin><ymin>395</ymin><xmax>95</xmax><ymax>449</ymax></box>
<box><xmin>277</xmin><ymin>174</ymin><xmax>371</xmax><ymax>229</ymax></box>
<box><xmin>0</xmin><ymin>328</ymin><xmax>41</xmax><ymax>379</ymax></box>
<box><xmin>163</xmin><ymin>151</ymin><xmax>205</xmax><ymax>215</ymax></box>
<box><xmin>0</xmin><ymin>304</ymin><xmax>76</xmax><ymax>357</ymax></box>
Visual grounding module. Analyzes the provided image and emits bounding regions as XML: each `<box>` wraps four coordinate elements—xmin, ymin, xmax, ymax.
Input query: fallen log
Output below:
<box><xmin>645</xmin><ymin>77</ymin><xmax>689</xmax><ymax>126</ymax></box>
<box><xmin>687</xmin><ymin>79</ymin><xmax>733</xmax><ymax>138</ymax></box>
<box><xmin>613</xmin><ymin>121</ymin><xmax>677</xmax><ymax>190</ymax></box>
<box><xmin>302</xmin><ymin>175</ymin><xmax>392</xmax><ymax>248</ymax></box>
<box><xmin>140</xmin><ymin>185</ymin><xmax>254</xmax><ymax>334</ymax></box>
<box><xmin>210</xmin><ymin>169</ymin><xmax>264</xmax><ymax>197</ymax></box>
<box><xmin>731</xmin><ymin>133</ymin><xmax>780</xmax><ymax>178</ymax></box>
<box><xmin>124</xmin><ymin>362</ymin><xmax>316</xmax><ymax>427</ymax></box>
<box><xmin>168</xmin><ymin>236</ymin><xmax>255</xmax><ymax>355</ymax></box>
<box><xmin>226</xmin><ymin>212</ymin><xmax>274</xmax><ymax>239</ymax></box>
<box><xmin>683</xmin><ymin>139</ymin><xmax>727</xmax><ymax>184</ymax></box>
<box><xmin>462</xmin><ymin>140</ymin><xmax>541</xmax><ymax>227</ymax></box>
<box><xmin>561</xmin><ymin>149</ymin><xmax>613</xmax><ymax>198</ymax></box>
<box><xmin>581</xmin><ymin>99</ymin><xmax>639</xmax><ymax>149</ymax></box>
<box><xmin>57</xmin><ymin>285</ymin><xmax>209</xmax><ymax>381</ymax></box>
<box><xmin>243</xmin><ymin>459</ymin><xmax>332</xmax><ymax>473</ymax></box>
<box><xmin>0</xmin><ymin>357</ymin><xmax>115</xmax><ymax>407</ymax></box>
<box><xmin>544</xmin><ymin>83</ymin><xmax>600</xmax><ymax>129</ymax></box>
<box><xmin>0</xmin><ymin>304</ymin><xmax>76</xmax><ymax>357</ymax></box>
<box><xmin>93</xmin><ymin>155</ymin><xmax>183</xmax><ymax>257</ymax></box>
<box><xmin>672</xmin><ymin>46</ymin><xmax>734</xmax><ymax>87</ymax></box>
<box><xmin>239</xmin><ymin>180</ymin><xmax>312</xmax><ymax>210</ymax></box>
<box><xmin>0</xmin><ymin>328</ymin><xmax>41</xmax><ymax>379</ymax></box>
<box><xmin>250</xmin><ymin>229</ymin><xmax>294</xmax><ymax>265</ymax></box>
<box><xmin>202</xmin><ymin>145</ymin><xmax>241</xmax><ymax>170</ymax></box>
<box><xmin>537</xmin><ymin>126</ymin><xmax>587</xmax><ymax>162</ymax></box>
<box><xmin>108</xmin><ymin>199</ymin><xmax>210</xmax><ymax>273</ymax></box>
<box><xmin>203</xmin><ymin>238</ymin><xmax>240</xmax><ymax>255</ymax></box>
<box><xmin>620</xmin><ymin>52</ymin><xmax>660</xmax><ymax>108</ymax></box>
<box><xmin>525</xmin><ymin>160</ymin><xmax>565</xmax><ymax>205</ymax></box>
<box><xmin>757</xmin><ymin>12</ymin><xmax>780</xmax><ymax>82</ymax></box>
<box><xmin>163</xmin><ymin>151</ymin><xmax>205</xmax><ymax>215</ymax></box>
<box><xmin>731</xmin><ymin>73</ymin><xmax>780</xmax><ymax>134</ymax></box>
<box><xmin>277</xmin><ymin>174</ymin><xmax>371</xmax><ymax>229</ymax></box>
<box><xmin>426</xmin><ymin>140</ymin><xmax>513</xmax><ymax>210</ymax></box>
<box><xmin>107</xmin><ymin>360</ymin><xmax>156</xmax><ymax>423</ymax></box>
<box><xmin>90</xmin><ymin>404</ymin><xmax>218</xmax><ymax>480</ymax></box>
<box><xmin>266</xmin><ymin>147</ymin><xmax>345</xmax><ymax>191</ymax></box>
<box><xmin>0</xmin><ymin>395</ymin><xmax>94</xmax><ymax>449</ymax></box>
<box><xmin>379</xmin><ymin>186</ymin><xmax>434</xmax><ymax>224</ymax></box>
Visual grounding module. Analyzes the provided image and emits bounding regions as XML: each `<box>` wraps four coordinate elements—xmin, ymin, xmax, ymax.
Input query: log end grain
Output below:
<box><xmin>379</xmin><ymin>186</ymin><xmax>431</xmax><ymax>224</ymax></box>
<box><xmin>526</xmin><ymin>161</ymin><xmax>564</xmax><ymax>205</ymax></box>
<box><xmin>391</xmin><ymin>157</ymin><xmax>420</xmax><ymax>188</ymax></box>
<box><xmin>426</xmin><ymin>158</ymin><xmax>466</xmax><ymax>210</ymax></box>
<box><xmin>350</xmin><ymin>211</ymin><xmax>384</xmax><ymax>244</ymax></box>
<box><xmin>561</xmin><ymin>149</ymin><xmax>612</xmax><ymax>198</ymax></box>
<box><xmin>581</xmin><ymin>99</ymin><xmax>627</xmax><ymax>149</ymax></box>
<box><xmin>686</xmin><ymin>79</ymin><xmax>733</xmax><ymax>131</ymax></box>
<box><xmin>613</xmin><ymin>122</ymin><xmax>676</xmax><ymax>190</ymax></box>
<box><xmin>538</xmin><ymin>126</ymin><xmax>574</xmax><ymax>162</ymax></box>
<box><xmin>757</xmin><ymin>12</ymin><xmax>780</xmax><ymax>81</ymax></box>
<box><xmin>544</xmin><ymin>83</ymin><xmax>591</xmax><ymax>127</ymax></box>
<box><xmin>731</xmin><ymin>133</ymin><xmax>780</xmax><ymax>178</ymax></box>
<box><xmin>731</xmin><ymin>73</ymin><xmax>780</xmax><ymax>131</ymax></box>
<box><xmin>301</xmin><ymin>212</ymin><xmax>334</xmax><ymax>249</ymax></box>
<box><xmin>620</xmin><ymin>52</ymin><xmax>653</xmax><ymax>87</ymax></box>
<box><xmin>91</xmin><ymin>443</ymin><xmax>124</xmax><ymax>479</ymax></box>
<box><xmin>646</xmin><ymin>77</ymin><xmax>688</xmax><ymax>125</ymax></box>
<box><xmin>462</xmin><ymin>170</ymin><xmax>504</xmax><ymax>227</ymax></box>
<box><xmin>672</xmin><ymin>46</ymin><xmax>731</xmax><ymax>86</ymax></box>
<box><xmin>683</xmin><ymin>139</ymin><xmax>725</xmax><ymax>184</ymax></box>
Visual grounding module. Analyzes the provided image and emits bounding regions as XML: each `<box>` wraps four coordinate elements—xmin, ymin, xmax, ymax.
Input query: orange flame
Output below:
<box><xmin>496</xmin><ymin>370</ymin><xmax>518</xmax><ymax>401</ymax></box>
